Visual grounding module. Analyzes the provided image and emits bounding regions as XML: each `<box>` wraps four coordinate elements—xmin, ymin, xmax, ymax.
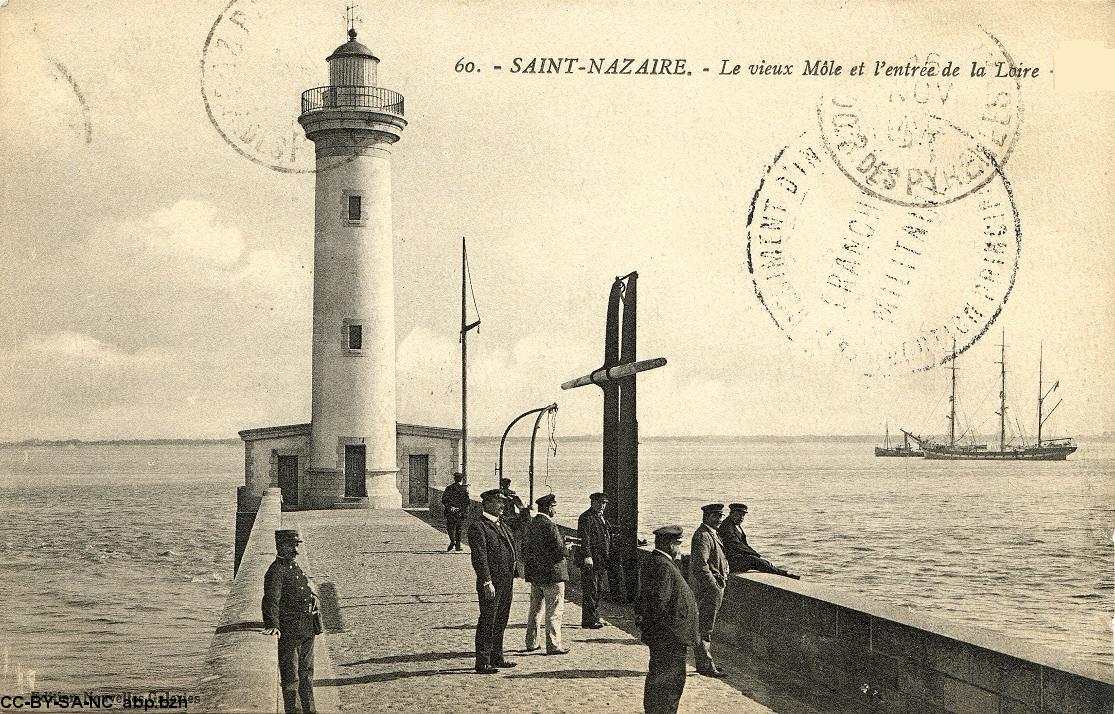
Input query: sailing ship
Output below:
<box><xmin>875</xmin><ymin>423</ymin><xmax>924</xmax><ymax>457</ymax></box>
<box><xmin>903</xmin><ymin>337</ymin><xmax>1077</xmax><ymax>461</ymax></box>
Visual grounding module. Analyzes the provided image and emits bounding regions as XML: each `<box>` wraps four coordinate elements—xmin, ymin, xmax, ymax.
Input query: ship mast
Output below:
<box><xmin>997</xmin><ymin>332</ymin><xmax>1007</xmax><ymax>451</ymax></box>
<box><xmin>947</xmin><ymin>339</ymin><xmax>957</xmax><ymax>447</ymax></box>
<box><xmin>1037</xmin><ymin>343</ymin><xmax>1063</xmax><ymax>445</ymax></box>
<box><xmin>1037</xmin><ymin>343</ymin><xmax>1043</xmax><ymax>445</ymax></box>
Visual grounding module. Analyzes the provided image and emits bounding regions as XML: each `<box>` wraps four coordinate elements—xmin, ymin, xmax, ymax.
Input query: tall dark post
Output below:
<box><xmin>561</xmin><ymin>272</ymin><xmax>665</xmax><ymax>605</ymax></box>
<box><xmin>616</xmin><ymin>272</ymin><xmax>639</xmax><ymax>601</ymax></box>
<box><xmin>461</xmin><ymin>238</ymin><xmax>468</xmax><ymax>480</ymax></box>
<box><xmin>460</xmin><ymin>237</ymin><xmax>481</xmax><ymax>481</ymax></box>
<box><xmin>601</xmin><ymin>280</ymin><xmax>623</xmax><ymax>525</ymax></box>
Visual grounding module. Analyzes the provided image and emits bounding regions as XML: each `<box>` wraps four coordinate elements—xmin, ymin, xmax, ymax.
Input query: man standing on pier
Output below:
<box><xmin>577</xmin><ymin>491</ymin><xmax>611</xmax><ymax>629</ymax></box>
<box><xmin>498</xmin><ymin>477</ymin><xmax>529</xmax><ymax>576</ymax></box>
<box><xmin>690</xmin><ymin>503</ymin><xmax>729</xmax><ymax>677</ymax></box>
<box><xmin>468</xmin><ymin>489</ymin><xmax>518</xmax><ymax>674</ymax></box>
<box><xmin>717</xmin><ymin>503</ymin><xmax>800</xmax><ymax>579</ymax></box>
<box><xmin>636</xmin><ymin>525</ymin><xmax>699</xmax><ymax>714</ymax></box>
<box><xmin>523</xmin><ymin>493</ymin><xmax>570</xmax><ymax>654</ymax></box>
<box><xmin>442</xmin><ymin>471</ymin><xmax>470</xmax><ymax>551</ymax></box>
<box><xmin>262</xmin><ymin>529</ymin><xmax>320</xmax><ymax>714</ymax></box>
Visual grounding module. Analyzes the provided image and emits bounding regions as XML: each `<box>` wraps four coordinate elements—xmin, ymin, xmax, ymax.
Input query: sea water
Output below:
<box><xmin>0</xmin><ymin>438</ymin><xmax>1110</xmax><ymax>692</ymax></box>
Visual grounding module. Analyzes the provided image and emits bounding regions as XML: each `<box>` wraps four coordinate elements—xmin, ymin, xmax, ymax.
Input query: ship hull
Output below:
<box><xmin>875</xmin><ymin>447</ymin><xmax>924</xmax><ymax>457</ymax></box>
<box><xmin>922</xmin><ymin>445</ymin><xmax>1077</xmax><ymax>461</ymax></box>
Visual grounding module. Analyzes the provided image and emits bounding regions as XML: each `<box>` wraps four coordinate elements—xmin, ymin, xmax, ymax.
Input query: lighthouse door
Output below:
<box><xmin>277</xmin><ymin>455</ymin><xmax>299</xmax><ymax>506</ymax></box>
<box><xmin>408</xmin><ymin>455</ymin><xmax>429</xmax><ymax>506</ymax></box>
<box><xmin>344</xmin><ymin>445</ymin><xmax>367</xmax><ymax>498</ymax></box>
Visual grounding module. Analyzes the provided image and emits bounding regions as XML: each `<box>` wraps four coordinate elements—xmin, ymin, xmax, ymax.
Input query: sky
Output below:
<box><xmin>1</xmin><ymin>1</ymin><xmax>1112</xmax><ymax>440</ymax></box>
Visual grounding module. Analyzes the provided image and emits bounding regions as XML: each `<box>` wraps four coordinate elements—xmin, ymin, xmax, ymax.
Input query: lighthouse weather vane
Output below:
<box><xmin>345</xmin><ymin>4</ymin><xmax>361</xmax><ymax>36</ymax></box>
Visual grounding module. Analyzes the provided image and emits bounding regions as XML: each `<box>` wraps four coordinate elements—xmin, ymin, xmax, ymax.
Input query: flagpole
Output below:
<box><xmin>460</xmin><ymin>237</ymin><xmax>481</xmax><ymax>482</ymax></box>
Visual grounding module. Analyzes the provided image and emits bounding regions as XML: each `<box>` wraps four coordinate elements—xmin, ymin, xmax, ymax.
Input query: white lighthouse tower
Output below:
<box><xmin>298</xmin><ymin>27</ymin><xmax>406</xmax><ymax>508</ymax></box>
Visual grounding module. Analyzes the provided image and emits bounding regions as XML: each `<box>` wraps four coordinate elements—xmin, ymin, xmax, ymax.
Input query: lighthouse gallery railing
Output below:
<box><xmin>301</xmin><ymin>86</ymin><xmax>405</xmax><ymax>116</ymax></box>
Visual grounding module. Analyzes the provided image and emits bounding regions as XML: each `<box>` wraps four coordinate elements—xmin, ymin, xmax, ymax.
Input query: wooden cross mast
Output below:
<box><xmin>561</xmin><ymin>272</ymin><xmax>666</xmax><ymax>601</ymax></box>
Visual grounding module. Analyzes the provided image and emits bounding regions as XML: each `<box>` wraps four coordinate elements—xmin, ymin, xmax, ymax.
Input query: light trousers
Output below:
<box><xmin>525</xmin><ymin>581</ymin><xmax>565</xmax><ymax>650</ymax></box>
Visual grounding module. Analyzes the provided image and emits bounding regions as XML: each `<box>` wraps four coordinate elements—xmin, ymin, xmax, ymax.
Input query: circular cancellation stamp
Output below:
<box><xmin>200</xmin><ymin>0</ymin><xmax>342</xmax><ymax>173</ymax></box>
<box><xmin>746</xmin><ymin>131</ymin><xmax>1020</xmax><ymax>375</ymax></box>
<box><xmin>817</xmin><ymin>31</ymin><xmax>1024</xmax><ymax>208</ymax></box>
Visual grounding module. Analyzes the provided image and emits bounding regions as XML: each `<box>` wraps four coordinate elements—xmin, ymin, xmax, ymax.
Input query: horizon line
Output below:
<box><xmin>1</xmin><ymin>432</ymin><xmax>1105</xmax><ymax>447</ymax></box>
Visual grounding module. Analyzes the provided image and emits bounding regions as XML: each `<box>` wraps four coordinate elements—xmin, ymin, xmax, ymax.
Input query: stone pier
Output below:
<box><xmin>200</xmin><ymin>496</ymin><xmax>1113</xmax><ymax>712</ymax></box>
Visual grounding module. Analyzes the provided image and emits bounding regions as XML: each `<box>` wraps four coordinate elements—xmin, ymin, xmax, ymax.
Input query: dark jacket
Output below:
<box><xmin>441</xmin><ymin>482</ymin><xmax>471</xmax><ymax>516</ymax></box>
<box><xmin>717</xmin><ymin>520</ymin><xmax>764</xmax><ymax>572</ymax></box>
<box><xmin>636</xmin><ymin>550</ymin><xmax>699</xmax><ymax>649</ymax></box>
<box><xmin>467</xmin><ymin>515</ymin><xmax>517</xmax><ymax>588</ymax></box>
<box><xmin>523</xmin><ymin>513</ymin><xmax>569</xmax><ymax>584</ymax></box>
<box><xmin>262</xmin><ymin>557</ymin><xmax>317</xmax><ymax>638</ymax></box>
<box><xmin>498</xmin><ymin>488</ymin><xmax>529</xmax><ymax>533</ymax></box>
<box><xmin>577</xmin><ymin>507</ymin><xmax>611</xmax><ymax>565</ymax></box>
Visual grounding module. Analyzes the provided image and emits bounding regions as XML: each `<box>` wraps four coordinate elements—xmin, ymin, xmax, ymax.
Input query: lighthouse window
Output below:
<box><xmin>348</xmin><ymin>195</ymin><xmax>362</xmax><ymax>221</ymax></box>
<box><xmin>348</xmin><ymin>324</ymin><xmax>363</xmax><ymax>350</ymax></box>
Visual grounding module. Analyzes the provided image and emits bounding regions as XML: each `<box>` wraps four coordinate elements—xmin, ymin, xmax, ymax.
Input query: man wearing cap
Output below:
<box><xmin>636</xmin><ymin>525</ymin><xmax>699</xmax><ymax>714</ymax></box>
<box><xmin>498</xmin><ymin>477</ymin><xmax>529</xmax><ymax>576</ymax></box>
<box><xmin>690</xmin><ymin>504</ymin><xmax>729</xmax><ymax>677</ymax></box>
<box><xmin>717</xmin><ymin>503</ymin><xmax>800</xmax><ymax>579</ymax></box>
<box><xmin>523</xmin><ymin>493</ymin><xmax>570</xmax><ymax>655</ymax></box>
<box><xmin>262</xmin><ymin>529</ymin><xmax>320</xmax><ymax>713</ymax></box>
<box><xmin>467</xmin><ymin>488</ymin><xmax>518</xmax><ymax>673</ymax></box>
<box><xmin>441</xmin><ymin>471</ymin><xmax>470</xmax><ymax>552</ymax></box>
<box><xmin>576</xmin><ymin>491</ymin><xmax>611</xmax><ymax>629</ymax></box>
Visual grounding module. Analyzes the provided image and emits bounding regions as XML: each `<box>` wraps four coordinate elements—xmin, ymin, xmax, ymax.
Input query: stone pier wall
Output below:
<box><xmin>198</xmin><ymin>488</ymin><xmax>283</xmax><ymax>713</ymax></box>
<box><xmin>716</xmin><ymin>573</ymin><xmax>1113</xmax><ymax>713</ymax></box>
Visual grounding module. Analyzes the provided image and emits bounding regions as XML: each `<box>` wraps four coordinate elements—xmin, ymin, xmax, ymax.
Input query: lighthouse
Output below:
<box><xmin>298</xmin><ymin>28</ymin><xmax>407</xmax><ymax>509</ymax></box>
<box><xmin>235</xmin><ymin>28</ymin><xmax>460</xmax><ymax>562</ymax></box>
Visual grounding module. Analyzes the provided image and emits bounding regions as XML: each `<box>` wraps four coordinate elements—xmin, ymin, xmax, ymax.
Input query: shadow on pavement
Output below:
<box><xmin>318</xmin><ymin>668</ymin><xmax>473</xmax><ymax>686</ymax></box>
<box><xmin>318</xmin><ymin>582</ymin><xmax>344</xmax><ymax>634</ymax></box>
<box><xmin>505</xmin><ymin>668</ymin><xmax>645</xmax><ymax>680</ymax></box>
<box><xmin>342</xmin><ymin>651</ymin><xmax>473</xmax><ymax>667</ymax></box>
<box><xmin>358</xmin><ymin>549</ymin><xmax>456</xmax><ymax>555</ymax></box>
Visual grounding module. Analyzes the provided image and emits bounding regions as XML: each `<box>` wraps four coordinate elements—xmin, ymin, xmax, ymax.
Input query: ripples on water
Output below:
<box><xmin>0</xmin><ymin>438</ymin><xmax>1110</xmax><ymax>692</ymax></box>
<box><xmin>0</xmin><ymin>445</ymin><xmax>238</xmax><ymax>692</ymax></box>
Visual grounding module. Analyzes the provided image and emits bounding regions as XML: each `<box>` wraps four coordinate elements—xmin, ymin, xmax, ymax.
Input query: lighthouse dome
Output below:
<box><xmin>327</xmin><ymin>29</ymin><xmax>379</xmax><ymax>87</ymax></box>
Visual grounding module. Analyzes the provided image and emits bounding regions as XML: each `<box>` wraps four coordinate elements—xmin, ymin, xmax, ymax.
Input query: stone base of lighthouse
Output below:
<box><xmin>237</xmin><ymin>422</ymin><xmax>461</xmax><ymax>512</ymax></box>
<box><xmin>302</xmin><ymin>465</ymin><xmax>400</xmax><ymax>510</ymax></box>
<box><xmin>365</xmin><ymin>470</ymin><xmax>403</xmax><ymax>508</ymax></box>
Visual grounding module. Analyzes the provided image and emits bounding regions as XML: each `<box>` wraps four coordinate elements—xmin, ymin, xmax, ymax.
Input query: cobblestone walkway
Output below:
<box><xmin>285</xmin><ymin>508</ymin><xmax>838</xmax><ymax>713</ymax></box>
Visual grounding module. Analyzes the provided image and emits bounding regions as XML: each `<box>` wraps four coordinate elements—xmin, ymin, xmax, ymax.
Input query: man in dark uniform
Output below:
<box><xmin>717</xmin><ymin>503</ymin><xmax>800</xmax><ymax>579</ymax></box>
<box><xmin>467</xmin><ymin>488</ymin><xmax>518</xmax><ymax>674</ymax></box>
<box><xmin>690</xmin><ymin>503</ymin><xmax>729</xmax><ymax>676</ymax></box>
<box><xmin>576</xmin><ymin>491</ymin><xmax>611</xmax><ymax>628</ymax></box>
<box><xmin>262</xmin><ymin>529</ymin><xmax>320</xmax><ymax>714</ymax></box>
<box><xmin>636</xmin><ymin>525</ymin><xmax>700</xmax><ymax>714</ymax></box>
<box><xmin>441</xmin><ymin>471</ymin><xmax>470</xmax><ymax>551</ymax></box>
<box><xmin>498</xmin><ymin>477</ymin><xmax>529</xmax><ymax>576</ymax></box>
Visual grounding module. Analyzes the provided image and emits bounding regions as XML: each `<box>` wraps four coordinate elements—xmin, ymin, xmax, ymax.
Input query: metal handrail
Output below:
<box><xmin>300</xmin><ymin>86</ymin><xmax>405</xmax><ymax>116</ymax></box>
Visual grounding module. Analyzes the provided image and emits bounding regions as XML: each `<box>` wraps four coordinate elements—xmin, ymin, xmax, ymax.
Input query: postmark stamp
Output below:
<box><xmin>200</xmin><ymin>0</ymin><xmax>334</xmax><ymax>174</ymax></box>
<box><xmin>746</xmin><ymin>132</ymin><xmax>1020</xmax><ymax>375</ymax></box>
<box><xmin>817</xmin><ymin>31</ymin><xmax>1024</xmax><ymax>208</ymax></box>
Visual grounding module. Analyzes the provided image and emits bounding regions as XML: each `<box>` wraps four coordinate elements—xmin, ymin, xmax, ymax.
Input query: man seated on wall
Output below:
<box><xmin>716</xmin><ymin>503</ymin><xmax>800</xmax><ymax>579</ymax></box>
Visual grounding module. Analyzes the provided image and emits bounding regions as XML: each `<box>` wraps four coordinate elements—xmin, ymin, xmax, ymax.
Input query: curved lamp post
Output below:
<box><xmin>497</xmin><ymin>402</ymin><xmax>558</xmax><ymax>504</ymax></box>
